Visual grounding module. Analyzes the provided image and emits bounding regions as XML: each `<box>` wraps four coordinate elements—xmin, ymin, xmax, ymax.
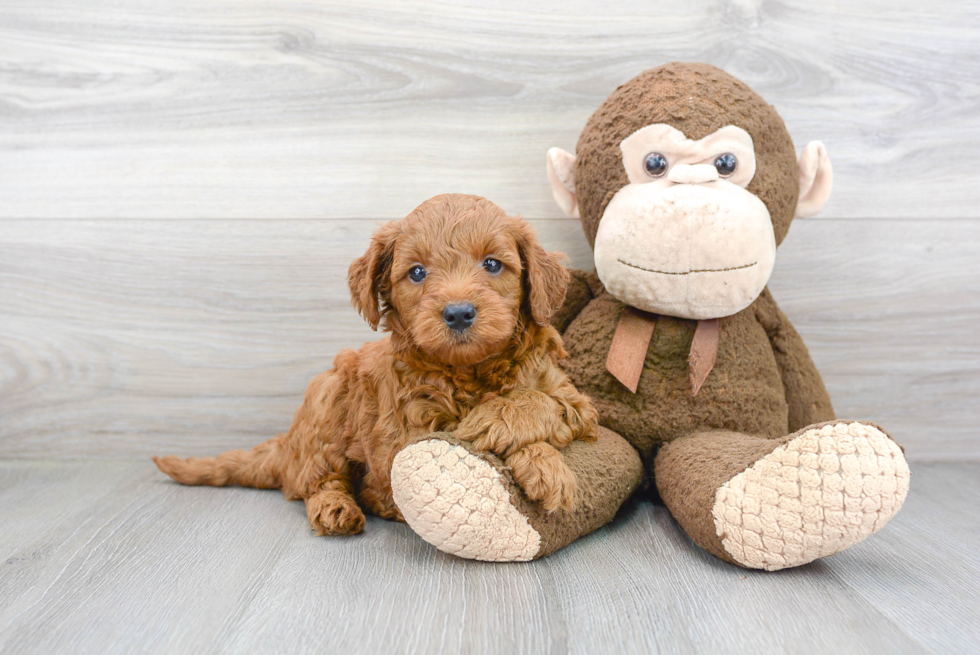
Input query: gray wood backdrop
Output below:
<box><xmin>1</xmin><ymin>0</ymin><xmax>978</xmax><ymax>460</ymax></box>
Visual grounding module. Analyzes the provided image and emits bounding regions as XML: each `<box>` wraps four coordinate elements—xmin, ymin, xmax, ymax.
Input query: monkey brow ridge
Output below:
<box><xmin>617</xmin><ymin>259</ymin><xmax>758</xmax><ymax>275</ymax></box>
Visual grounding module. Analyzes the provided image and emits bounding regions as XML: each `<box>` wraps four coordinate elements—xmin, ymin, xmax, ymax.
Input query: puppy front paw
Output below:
<box><xmin>454</xmin><ymin>396</ymin><xmax>571</xmax><ymax>457</ymax></box>
<box><xmin>506</xmin><ymin>442</ymin><xmax>577</xmax><ymax>513</ymax></box>
<box><xmin>306</xmin><ymin>490</ymin><xmax>366</xmax><ymax>536</ymax></box>
<box><xmin>453</xmin><ymin>401</ymin><xmax>525</xmax><ymax>455</ymax></box>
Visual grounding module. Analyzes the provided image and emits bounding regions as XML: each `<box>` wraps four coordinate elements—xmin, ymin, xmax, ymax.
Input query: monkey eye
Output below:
<box><xmin>643</xmin><ymin>152</ymin><xmax>669</xmax><ymax>178</ymax></box>
<box><xmin>408</xmin><ymin>264</ymin><xmax>427</xmax><ymax>283</ymax></box>
<box><xmin>713</xmin><ymin>153</ymin><xmax>738</xmax><ymax>177</ymax></box>
<box><xmin>482</xmin><ymin>257</ymin><xmax>503</xmax><ymax>274</ymax></box>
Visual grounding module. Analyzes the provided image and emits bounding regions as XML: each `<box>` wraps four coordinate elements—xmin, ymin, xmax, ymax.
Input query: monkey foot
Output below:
<box><xmin>712</xmin><ymin>421</ymin><xmax>910</xmax><ymax>571</ymax></box>
<box><xmin>391</xmin><ymin>438</ymin><xmax>542</xmax><ymax>562</ymax></box>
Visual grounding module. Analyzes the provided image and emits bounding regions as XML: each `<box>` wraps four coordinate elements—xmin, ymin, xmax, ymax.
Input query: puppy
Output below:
<box><xmin>154</xmin><ymin>194</ymin><xmax>598</xmax><ymax>536</ymax></box>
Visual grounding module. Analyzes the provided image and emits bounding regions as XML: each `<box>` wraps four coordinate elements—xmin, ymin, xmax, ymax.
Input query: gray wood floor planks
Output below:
<box><xmin>2</xmin><ymin>218</ymin><xmax>978</xmax><ymax>460</ymax></box>
<box><xmin>1</xmin><ymin>460</ymin><xmax>976</xmax><ymax>654</ymax></box>
<box><xmin>822</xmin><ymin>464</ymin><xmax>980</xmax><ymax>651</ymax></box>
<box><xmin>1</xmin><ymin>0</ymin><xmax>978</xmax><ymax>220</ymax></box>
<box><xmin>0</xmin><ymin>462</ymin><xmax>303</xmax><ymax>654</ymax></box>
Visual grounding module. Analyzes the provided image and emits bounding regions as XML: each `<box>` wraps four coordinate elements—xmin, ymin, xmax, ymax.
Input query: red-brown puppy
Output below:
<box><xmin>154</xmin><ymin>194</ymin><xmax>598</xmax><ymax>536</ymax></box>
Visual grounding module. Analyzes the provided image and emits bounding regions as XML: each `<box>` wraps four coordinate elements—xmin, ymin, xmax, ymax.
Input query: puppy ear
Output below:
<box><xmin>516</xmin><ymin>221</ymin><xmax>570</xmax><ymax>325</ymax></box>
<box><xmin>348</xmin><ymin>223</ymin><xmax>397</xmax><ymax>330</ymax></box>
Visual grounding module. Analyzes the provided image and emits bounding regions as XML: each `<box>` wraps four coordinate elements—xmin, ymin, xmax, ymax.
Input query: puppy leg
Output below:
<box><xmin>505</xmin><ymin>442</ymin><xmax>576</xmax><ymax>513</ymax></box>
<box><xmin>357</xmin><ymin>467</ymin><xmax>405</xmax><ymax>523</ymax></box>
<box><xmin>455</xmin><ymin>385</ymin><xmax>596</xmax><ymax>512</ymax></box>
<box><xmin>304</xmin><ymin>474</ymin><xmax>366</xmax><ymax>536</ymax></box>
<box><xmin>455</xmin><ymin>391</ymin><xmax>570</xmax><ymax>456</ymax></box>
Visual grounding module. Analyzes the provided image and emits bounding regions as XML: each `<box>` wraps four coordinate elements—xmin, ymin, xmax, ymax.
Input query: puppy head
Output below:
<box><xmin>348</xmin><ymin>194</ymin><xmax>568</xmax><ymax>366</ymax></box>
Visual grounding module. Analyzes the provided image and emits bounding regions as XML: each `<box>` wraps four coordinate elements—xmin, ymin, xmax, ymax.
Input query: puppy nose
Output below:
<box><xmin>667</xmin><ymin>164</ymin><xmax>719</xmax><ymax>185</ymax></box>
<box><xmin>442</xmin><ymin>302</ymin><xmax>477</xmax><ymax>332</ymax></box>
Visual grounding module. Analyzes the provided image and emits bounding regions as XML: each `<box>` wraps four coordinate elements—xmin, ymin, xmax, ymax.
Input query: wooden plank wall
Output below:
<box><xmin>1</xmin><ymin>0</ymin><xmax>978</xmax><ymax>460</ymax></box>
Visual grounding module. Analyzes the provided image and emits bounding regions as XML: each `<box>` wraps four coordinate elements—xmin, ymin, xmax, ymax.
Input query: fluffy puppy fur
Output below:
<box><xmin>154</xmin><ymin>194</ymin><xmax>598</xmax><ymax>536</ymax></box>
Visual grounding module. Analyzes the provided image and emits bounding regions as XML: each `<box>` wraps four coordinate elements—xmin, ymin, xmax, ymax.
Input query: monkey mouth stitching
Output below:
<box><xmin>617</xmin><ymin>259</ymin><xmax>757</xmax><ymax>275</ymax></box>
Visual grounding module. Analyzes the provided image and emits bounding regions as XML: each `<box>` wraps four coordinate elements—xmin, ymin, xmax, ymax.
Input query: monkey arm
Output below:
<box><xmin>551</xmin><ymin>269</ymin><xmax>603</xmax><ymax>334</ymax></box>
<box><xmin>753</xmin><ymin>288</ymin><xmax>835</xmax><ymax>431</ymax></box>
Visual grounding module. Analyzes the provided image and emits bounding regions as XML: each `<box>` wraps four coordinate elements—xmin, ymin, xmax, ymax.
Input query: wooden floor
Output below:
<box><xmin>0</xmin><ymin>460</ymin><xmax>977</xmax><ymax>654</ymax></box>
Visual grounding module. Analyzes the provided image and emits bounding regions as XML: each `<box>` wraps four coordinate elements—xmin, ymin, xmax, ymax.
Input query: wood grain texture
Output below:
<box><xmin>1</xmin><ymin>4</ymin><xmax>976</xmax><ymax>651</ymax></box>
<box><xmin>1</xmin><ymin>0</ymin><xmax>978</xmax><ymax>219</ymax></box>
<box><xmin>0</xmin><ymin>460</ymin><xmax>976</xmax><ymax>654</ymax></box>
<box><xmin>1</xmin><ymin>217</ymin><xmax>977</xmax><ymax>460</ymax></box>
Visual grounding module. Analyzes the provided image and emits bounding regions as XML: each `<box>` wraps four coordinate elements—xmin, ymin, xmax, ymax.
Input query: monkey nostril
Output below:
<box><xmin>442</xmin><ymin>303</ymin><xmax>477</xmax><ymax>332</ymax></box>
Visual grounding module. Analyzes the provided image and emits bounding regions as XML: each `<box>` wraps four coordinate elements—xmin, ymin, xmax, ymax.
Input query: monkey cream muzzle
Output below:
<box><xmin>594</xmin><ymin>182</ymin><xmax>776</xmax><ymax>320</ymax></box>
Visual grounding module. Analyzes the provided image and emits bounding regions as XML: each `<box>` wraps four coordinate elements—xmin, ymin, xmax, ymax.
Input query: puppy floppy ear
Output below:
<box><xmin>348</xmin><ymin>222</ymin><xmax>398</xmax><ymax>330</ymax></box>
<box><xmin>515</xmin><ymin>221</ymin><xmax>570</xmax><ymax>325</ymax></box>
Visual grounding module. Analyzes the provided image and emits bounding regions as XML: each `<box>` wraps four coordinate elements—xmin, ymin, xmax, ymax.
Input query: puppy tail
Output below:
<box><xmin>153</xmin><ymin>434</ymin><xmax>285</xmax><ymax>489</ymax></box>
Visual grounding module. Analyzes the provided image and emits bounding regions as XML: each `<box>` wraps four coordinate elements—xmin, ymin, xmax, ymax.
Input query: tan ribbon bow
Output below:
<box><xmin>605</xmin><ymin>306</ymin><xmax>720</xmax><ymax>396</ymax></box>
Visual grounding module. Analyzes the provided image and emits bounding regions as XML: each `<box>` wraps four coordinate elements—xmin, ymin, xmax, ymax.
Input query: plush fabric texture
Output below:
<box><xmin>574</xmin><ymin>62</ymin><xmax>799</xmax><ymax>249</ymax></box>
<box><xmin>560</xmin><ymin>286</ymin><xmax>833</xmax><ymax>466</ymax></box>
<box><xmin>654</xmin><ymin>429</ymin><xmax>785</xmax><ymax>565</ymax></box>
<box><xmin>391</xmin><ymin>428</ymin><xmax>643</xmax><ymax>560</ymax></box>
<box><xmin>795</xmin><ymin>141</ymin><xmax>834</xmax><ymax>218</ymax></box>
<box><xmin>546</xmin><ymin>147</ymin><xmax>579</xmax><ymax>217</ymax></box>
<box><xmin>593</xmin><ymin>179</ymin><xmax>776</xmax><ymax>319</ymax></box>
<box><xmin>752</xmin><ymin>288</ymin><xmax>836</xmax><ymax>431</ymax></box>
<box><xmin>654</xmin><ymin>420</ymin><xmax>908</xmax><ymax>570</ymax></box>
<box><xmin>711</xmin><ymin>421</ymin><xmax>910</xmax><ymax>570</ymax></box>
<box><xmin>551</xmin><ymin>269</ymin><xmax>602</xmax><ymax>334</ymax></box>
<box><xmin>525</xmin><ymin>425</ymin><xmax>644</xmax><ymax>558</ymax></box>
<box><xmin>392</xmin><ymin>435</ymin><xmax>542</xmax><ymax>561</ymax></box>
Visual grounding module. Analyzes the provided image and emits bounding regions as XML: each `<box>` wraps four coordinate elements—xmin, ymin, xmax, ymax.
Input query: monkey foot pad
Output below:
<box><xmin>391</xmin><ymin>439</ymin><xmax>541</xmax><ymax>561</ymax></box>
<box><xmin>712</xmin><ymin>422</ymin><xmax>911</xmax><ymax>571</ymax></box>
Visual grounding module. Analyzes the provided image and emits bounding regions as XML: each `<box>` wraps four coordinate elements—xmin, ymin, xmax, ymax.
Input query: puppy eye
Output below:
<box><xmin>714</xmin><ymin>153</ymin><xmax>737</xmax><ymax>177</ymax></box>
<box><xmin>643</xmin><ymin>152</ymin><xmax>668</xmax><ymax>178</ymax></box>
<box><xmin>482</xmin><ymin>258</ymin><xmax>502</xmax><ymax>274</ymax></box>
<box><xmin>408</xmin><ymin>264</ymin><xmax>426</xmax><ymax>283</ymax></box>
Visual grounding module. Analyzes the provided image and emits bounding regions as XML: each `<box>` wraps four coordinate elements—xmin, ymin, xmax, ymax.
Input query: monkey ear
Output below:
<box><xmin>348</xmin><ymin>223</ymin><xmax>397</xmax><ymax>330</ymax></box>
<box><xmin>547</xmin><ymin>147</ymin><xmax>580</xmax><ymax>218</ymax></box>
<box><xmin>517</xmin><ymin>222</ymin><xmax>571</xmax><ymax>326</ymax></box>
<box><xmin>795</xmin><ymin>141</ymin><xmax>833</xmax><ymax>218</ymax></box>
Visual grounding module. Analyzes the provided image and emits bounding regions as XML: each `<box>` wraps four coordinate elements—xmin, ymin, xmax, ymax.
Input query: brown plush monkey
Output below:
<box><xmin>390</xmin><ymin>63</ymin><xmax>910</xmax><ymax>569</ymax></box>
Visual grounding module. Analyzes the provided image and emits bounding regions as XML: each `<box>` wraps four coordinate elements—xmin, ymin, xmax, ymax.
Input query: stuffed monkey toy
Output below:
<box><xmin>390</xmin><ymin>62</ymin><xmax>910</xmax><ymax>570</ymax></box>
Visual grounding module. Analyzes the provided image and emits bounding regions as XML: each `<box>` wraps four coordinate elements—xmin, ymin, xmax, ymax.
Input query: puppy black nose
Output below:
<box><xmin>443</xmin><ymin>303</ymin><xmax>477</xmax><ymax>332</ymax></box>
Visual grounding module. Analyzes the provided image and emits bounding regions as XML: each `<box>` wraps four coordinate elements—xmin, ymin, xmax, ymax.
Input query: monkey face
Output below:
<box><xmin>547</xmin><ymin>63</ymin><xmax>834</xmax><ymax>321</ymax></box>
<box><xmin>592</xmin><ymin>124</ymin><xmax>776</xmax><ymax>319</ymax></box>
